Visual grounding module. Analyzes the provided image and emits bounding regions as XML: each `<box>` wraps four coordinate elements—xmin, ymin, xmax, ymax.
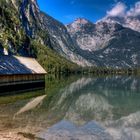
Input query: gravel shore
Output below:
<box><xmin>0</xmin><ymin>132</ymin><xmax>30</xmax><ymax>140</ymax></box>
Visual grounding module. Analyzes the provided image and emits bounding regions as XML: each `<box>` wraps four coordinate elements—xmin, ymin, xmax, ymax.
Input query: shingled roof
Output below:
<box><xmin>0</xmin><ymin>55</ymin><xmax>47</xmax><ymax>75</ymax></box>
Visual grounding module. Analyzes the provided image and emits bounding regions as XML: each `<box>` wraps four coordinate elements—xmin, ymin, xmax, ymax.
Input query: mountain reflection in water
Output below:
<box><xmin>0</xmin><ymin>76</ymin><xmax>140</xmax><ymax>140</ymax></box>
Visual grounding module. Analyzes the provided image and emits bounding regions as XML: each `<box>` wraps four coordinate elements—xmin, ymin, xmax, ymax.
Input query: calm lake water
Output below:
<box><xmin>0</xmin><ymin>75</ymin><xmax>140</xmax><ymax>140</ymax></box>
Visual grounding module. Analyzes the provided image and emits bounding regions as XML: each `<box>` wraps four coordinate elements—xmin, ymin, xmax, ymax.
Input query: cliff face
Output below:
<box><xmin>0</xmin><ymin>0</ymin><xmax>140</xmax><ymax>68</ymax></box>
<box><xmin>39</xmin><ymin>13</ymin><xmax>92</xmax><ymax>66</ymax></box>
<box><xmin>20</xmin><ymin>0</ymin><xmax>92</xmax><ymax>66</ymax></box>
<box><xmin>66</xmin><ymin>19</ymin><xmax>140</xmax><ymax>68</ymax></box>
<box><xmin>0</xmin><ymin>0</ymin><xmax>45</xmax><ymax>56</ymax></box>
<box><xmin>0</xmin><ymin>0</ymin><xmax>27</xmax><ymax>55</ymax></box>
<box><xmin>0</xmin><ymin>0</ymin><xmax>91</xmax><ymax>67</ymax></box>
<box><xmin>0</xmin><ymin>0</ymin><xmax>83</xmax><ymax>72</ymax></box>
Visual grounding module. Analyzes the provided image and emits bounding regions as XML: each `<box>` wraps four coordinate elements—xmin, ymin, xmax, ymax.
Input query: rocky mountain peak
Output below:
<box><xmin>66</xmin><ymin>18</ymin><xmax>94</xmax><ymax>34</ymax></box>
<box><xmin>102</xmin><ymin>16</ymin><xmax>140</xmax><ymax>33</ymax></box>
<box><xmin>20</xmin><ymin>0</ymin><xmax>41</xmax><ymax>36</ymax></box>
<box><xmin>96</xmin><ymin>21</ymin><xmax>124</xmax><ymax>33</ymax></box>
<box><xmin>69</xmin><ymin>18</ymin><xmax>93</xmax><ymax>28</ymax></box>
<box><xmin>1</xmin><ymin>0</ymin><xmax>140</xmax><ymax>68</ymax></box>
<box><xmin>97</xmin><ymin>1</ymin><xmax>140</xmax><ymax>33</ymax></box>
<box><xmin>74</xmin><ymin>18</ymin><xmax>90</xmax><ymax>24</ymax></box>
<box><xmin>22</xmin><ymin>0</ymin><xmax>39</xmax><ymax>8</ymax></box>
<box><xmin>100</xmin><ymin>10</ymin><xmax>140</xmax><ymax>33</ymax></box>
<box><xmin>29</xmin><ymin>0</ymin><xmax>39</xmax><ymax>9</ymax></box>
<box><xmin>21</xmin><ymin>0</ymin><xmax>40</xmax><ymax>17</ymax></box>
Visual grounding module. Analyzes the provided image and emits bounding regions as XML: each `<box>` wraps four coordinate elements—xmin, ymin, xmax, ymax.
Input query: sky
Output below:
<box><xmin>37</xmin><ymin>0</ymin><xmax>140</xmax><ymax>24</ymax></box>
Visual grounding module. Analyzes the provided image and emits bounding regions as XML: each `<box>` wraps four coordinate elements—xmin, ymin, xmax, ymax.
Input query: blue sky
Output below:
<box><xmin>37</xmin><ymin>0</ymin><xmax>140</xmax><ymax>24</ymax></box>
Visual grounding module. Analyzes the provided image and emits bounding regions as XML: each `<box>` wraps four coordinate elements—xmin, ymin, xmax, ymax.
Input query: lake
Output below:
<box><xmin>0</xmin><ymin>75</ymin><xmax>140</xmax><ymax>140</ymax></box>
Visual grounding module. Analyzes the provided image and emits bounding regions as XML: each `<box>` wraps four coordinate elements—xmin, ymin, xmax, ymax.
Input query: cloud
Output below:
<box><xmin>107</xmin><ymin>2</ymin><xmax>127</xmax><ymax>17</ymax></box>
<box><xmin>127</xmin><ymin>1</ymin><xmax>140</xmax><ymax>17</ymax></box>
<box><xmin>106</xmin><ymin>1</ymin><xmax>140</xmax><ymax>18</ymax></box>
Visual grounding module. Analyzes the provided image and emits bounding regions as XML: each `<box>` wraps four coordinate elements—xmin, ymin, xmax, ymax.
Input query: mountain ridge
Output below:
<box><xmin>0</xmin><ymin>0</ymin><xmax>140</xmax><ymax>70</ymax></box>
<box><xmin>0</xmin><ymin>0</ymin><xmax>86</xmax><ymax>73</ymax></box>
<box><xmin>66</xmin><ymin>19</ymin><xmax>140</xmax><ymax>68</ymax></box>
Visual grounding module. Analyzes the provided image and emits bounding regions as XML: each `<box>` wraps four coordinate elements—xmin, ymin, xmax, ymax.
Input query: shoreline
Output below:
<box><xmin>0</xmin><ymin>132</ymin><xmax>29</xmax><ymax>140</ymax></box>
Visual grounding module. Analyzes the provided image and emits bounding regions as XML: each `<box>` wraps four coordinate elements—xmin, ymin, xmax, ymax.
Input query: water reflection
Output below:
<box><xmin>0</xmin><ymin>76</ymin><xmax>140</xmax><ymax>139</ymax></box>
<box><xmin>39</xmin><ymin>120</ymin><xmax>112</xmax><ymax>140</ymax></box>
<box><xmin>45</xmin><ymin>76</ymin><xmax>140</xmax><ymax>123</ymax></box>
<box><xmin>15</xmin><ymin>95</ymin><xmax>46</xmax><ymax>116</ymax></box>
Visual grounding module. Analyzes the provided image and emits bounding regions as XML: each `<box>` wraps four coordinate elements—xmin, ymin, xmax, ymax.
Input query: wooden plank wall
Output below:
<box><xmin>0</xmin><ymin>74</ymin><xmax>45</xmax><ymax>84</ymax></box>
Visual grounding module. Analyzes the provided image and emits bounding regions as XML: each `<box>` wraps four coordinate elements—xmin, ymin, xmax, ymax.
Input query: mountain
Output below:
<box><xmin>99</xmin><ymin>2</ymin><xmax>140</xmax><ymax>33</ymax></box>
<box><xmin>20</xmin><ymin>0</ymin><xmax>91</xmax><ymax>66</ymax></box>
<box><xmin>67</xmin><ymin>18</ymin><xmax>115</xmax><ymax>52</ymax></box>
<box><xmin>66</xmin><ymin>18</ymin><xmax>140</xmax><ymax>68</ymax></box>
<box><xmin>0</xmin><ymin>0</ymin><xmax>140</xmax><ymax>69</ymax></box>
<box><xmin>0</xmin><ymin>0</ymin><xmax>50</xmax><ymax>56</ymax></box>
<box><xmin>0</xmin><ymin>0</ymin><xmax>91</xmax><ymax>66</ymax></box>
<box><xmin>101</xmin><ymin>15</ymin><xmax>140</xmax><ymax>33</ymax></box>
<box><xmin>0</xmin><ymin>0</ymin><xmax>92</xmax><ymax>74</ymax></box>
<box><xmin>39</xmin><ymin>14</ymin><xmax>92</xmax><ymax>66</ymax></box>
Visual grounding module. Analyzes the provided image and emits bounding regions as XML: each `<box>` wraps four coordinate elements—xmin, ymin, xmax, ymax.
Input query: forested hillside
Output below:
<box><xmin>0</xmin><ymin>0</ymin><xmax>80</xmax><ymax>73</ymax></box>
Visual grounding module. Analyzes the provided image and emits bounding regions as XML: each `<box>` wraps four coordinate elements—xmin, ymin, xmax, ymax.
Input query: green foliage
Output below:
<box><xmin>81</xmin><ymin>67</ymin><xmax>139</xmax><ymax>76</ymax></box>
<box><xmin>0</xmin><ymin>0</ymin><xmax>139</xmax><ymax>75</ymax></box>
<box><xmin>30</xmin><ymin>41</ymin><xmax>81</xmax><ymax>74</ymax></box>
<box><xmin>0</xmin><ymin>0</ymin><xmax>81</xmax><ymax>74</ymax></box>
<box><xmin>0</xmin><ymin>1</ymin><xmax>28</xmax><ymax>54</ymax></box>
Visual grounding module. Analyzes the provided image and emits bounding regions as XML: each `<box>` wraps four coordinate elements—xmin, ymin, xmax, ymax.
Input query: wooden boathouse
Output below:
<box><xmin>0</xmin><ymin>55</ymin><xmax>47</xmax><ymax>94</ymax></box>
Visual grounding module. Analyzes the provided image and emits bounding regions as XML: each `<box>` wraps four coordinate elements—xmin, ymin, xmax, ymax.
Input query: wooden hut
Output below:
<box><xmin>0</xmin><ymin>55</ymin><xmax>47</xmax><ymax>93</ymax></box>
